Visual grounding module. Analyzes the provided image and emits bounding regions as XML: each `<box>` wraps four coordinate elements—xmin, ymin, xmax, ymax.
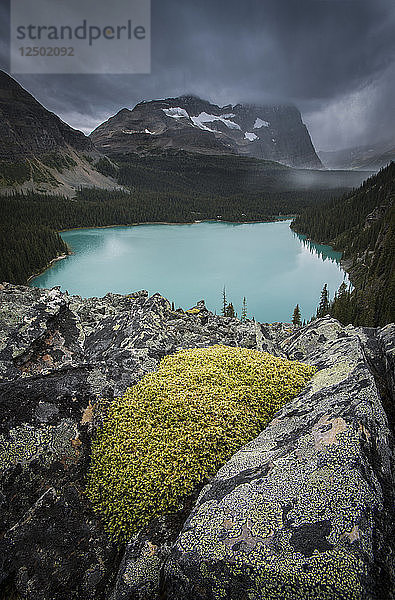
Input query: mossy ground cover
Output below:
<box><xmin>86</xmin><ymin>345</ymin><xmax>315</xmax><ymax>541</ymax></box>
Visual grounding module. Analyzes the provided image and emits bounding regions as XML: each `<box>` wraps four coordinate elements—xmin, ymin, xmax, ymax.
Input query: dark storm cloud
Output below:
<box><xmin>0</xmin><ymin>0</ymin><xmax>394</xmax><ymax>150</ymax></box>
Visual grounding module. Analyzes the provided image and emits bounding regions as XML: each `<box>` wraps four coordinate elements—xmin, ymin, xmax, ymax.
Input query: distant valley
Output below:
<box><xmin>319</xmin><ymin>140</ymin><xmax>395</xmax><ymax>171</ymax></box>
<box><xmin>0</xmin><ymin>69</ymin><xmax>393</xmax><ymax>328</ymax></box>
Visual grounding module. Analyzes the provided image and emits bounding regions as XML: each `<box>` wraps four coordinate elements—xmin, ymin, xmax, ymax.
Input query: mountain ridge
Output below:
<box><xmin>0</xmin><ymin>71</ymin><xmax>120</xmax><ymax>196</ymax></box>
<box><xmin>0</xmin><ymin>70</ymin><xmax>93</xmax><ymax>160</ymax></box>
<box><xmin>90</xmin><ymin>95</ymin><xmax>322</xmax><ymax>169</ymax></box>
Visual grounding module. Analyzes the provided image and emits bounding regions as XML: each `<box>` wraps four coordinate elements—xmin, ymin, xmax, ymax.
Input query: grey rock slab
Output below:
<box><xmin>163</xmin><ymin>317</ymin><xmax>395</xmax><ymax>600</ymax></box>
<box><xmin>0</xmin><ymin>284</ymin><xmax>84</xmax><ymax>382</ymax></box>
<box><xmin>0</xmin><ymin>284</ymin><xmax>276</xmax><ymax>599</ymax></box>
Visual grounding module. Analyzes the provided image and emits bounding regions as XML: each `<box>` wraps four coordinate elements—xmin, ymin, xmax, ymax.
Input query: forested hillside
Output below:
<box><xmin>292</xmin><ymin>163</ymin><xmax>395</xmax><ymax>326</ymax></box>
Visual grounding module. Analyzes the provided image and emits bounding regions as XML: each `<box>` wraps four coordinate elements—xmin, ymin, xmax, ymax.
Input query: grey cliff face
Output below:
<box><xmin>0</xmin><ymin>283</ymin><xmax>393</xmax><ymax>600</ymax></box>
<box><xmin>90</xmin><ymin>95</ymin><xmax>322</xmax><ymax>169</ymax></box>
<box><xmin>0</xmin><ymin>72</ymin><xmax>122</xmax><ymax>196</ymax></box>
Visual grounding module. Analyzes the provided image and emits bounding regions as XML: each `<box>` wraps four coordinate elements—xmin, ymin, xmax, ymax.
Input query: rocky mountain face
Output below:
<box><xmin>0</xmin><ymin>283</ymin><xmax>393</xmax><ymax>600</ymax></box>
<box><xmin>90</xmin><ymin>95</ymin><xmax>322</xmax><ymax>169</ymax></box>
<box><xmin>319</xmin><ymin>140</ymin><xmax>395</xmax><ymax>171</ymax></box>
<box><xmin>0</xmin><ymin>71</ymin><xmax>119</xmax><ymax>196</ymax></box>
<box><xmin>0</xmin><ymin>71</ymin><xmax>93</xmax><ymax>160</ymax></box>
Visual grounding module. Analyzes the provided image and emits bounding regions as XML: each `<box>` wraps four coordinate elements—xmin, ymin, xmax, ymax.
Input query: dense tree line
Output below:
<box><xmin>0</xmin><ymin>160</ymin><xmax>31</xmax><ymax>185</ymax></box>
<box><xmin>94</xmin><ymin>157</ymin><xmax>118</xmax><ymax>178</ymax></box>
<box><xmin>0</xmin><ymin>223</ymin><xmax>68</xmax><ymax>284</ymax></box>
<box><xmin>292</xmin><ymin>163</ymin><xmax>395</xmax><ymax>326</ymax></box>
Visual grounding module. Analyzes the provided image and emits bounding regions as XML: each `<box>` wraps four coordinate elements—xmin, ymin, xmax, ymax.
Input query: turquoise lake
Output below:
<box><xmin>30</xmin><ymin>220</ymin><xmax>348</xmax><ymax>323</ymax></box>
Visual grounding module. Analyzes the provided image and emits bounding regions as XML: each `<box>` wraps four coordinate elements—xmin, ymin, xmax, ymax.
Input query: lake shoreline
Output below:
<box><xmin>58</xmin><ymin>216</ymin><xmax>294</xmax><ymax>234</ymax></box>
<box><xmin>27</xmin><ymin>253</ymin><xmax>70</xmax><ymax>283</ymax></box>
<box><xmin>30</xmin><ymin>220</ymin><xmax>348</xmax><ymax>323</ymax></box>
<box><xmin>27</xmin><ymin>218</ymin><xmax>295</xmax><ymax>288</ymax></box>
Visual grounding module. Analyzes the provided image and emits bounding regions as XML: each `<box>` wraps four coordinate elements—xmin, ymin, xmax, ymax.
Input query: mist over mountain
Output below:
<box><xmin>319</xmin><ymin>140</ymin><xmax>395</xmax><ymax>171</ymax></box>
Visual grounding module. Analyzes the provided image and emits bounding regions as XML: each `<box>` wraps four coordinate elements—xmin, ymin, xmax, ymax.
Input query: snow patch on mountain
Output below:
<box><xmin>163</xmin><ymin>107</ymin><xmax>189</xmax><ymax>119</ymax></box>
<box><xmin>244</xmin><ymin>132</ymin><xmax>258</xmax><ymax>141</ymax></box>
<box><xmin>122</xmin><ymin>128</ymin><xmax>155</xmax><ymax>135</ymax></box>
<box><xmin>191</xmin><ymin>112</ymin><xmax>241</xmax><ymax>131</ymax></box>
<box><xmin>254</xmin><ymin>118</ymin><xmax>270</xmax><ymax>129</ymax></box>
<box><xmin>190</xmin><ymin>116</ymin><xmax>216</xmax><ymax>132</ymax></box>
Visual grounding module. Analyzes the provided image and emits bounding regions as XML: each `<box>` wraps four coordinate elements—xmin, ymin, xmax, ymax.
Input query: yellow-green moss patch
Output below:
<box><xmin>86</xmin><ymin>345</ymin><xmax>315</xmax><ymax>540</ymax></box>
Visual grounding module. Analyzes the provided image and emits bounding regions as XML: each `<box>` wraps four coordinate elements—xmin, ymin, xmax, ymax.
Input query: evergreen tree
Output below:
<box><xmin>330</xmin><ymin>282</ymin><xmax>351</xmax><ymax>324</ymax></box>
<box><xmin>292</xmin><ymin>304</ymin><xmax>302</xmax><ymax>326</ymax></box>
<box><xmin>225</xmin><ymin>303</ymin><xmax>235</xmax><ymax>318</ymax></box>
<box><xmin>222</xmin><ymin>286</ymin><xmax>227</xmax><ymax>316</ymax></box>
<box><xmin>317</xmin><ymin>284</ymin><xmax>330</xmax><ymax>318</ymax></box>
<box><xmin>241</xmin><ymin>297</ymin><xmax>247</xmax><ymax>321</ymax></box>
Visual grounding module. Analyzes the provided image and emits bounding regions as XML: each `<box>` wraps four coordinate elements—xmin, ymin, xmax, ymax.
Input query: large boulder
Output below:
<box><xmin>163</xmin><ymin>317</ymin><xmax>395</xmax><ymax>600</ymax></box>
<box><xmin>0</xmin><ymin>283</ymin><xmax>269</xmax><ymax>599</ymax></box>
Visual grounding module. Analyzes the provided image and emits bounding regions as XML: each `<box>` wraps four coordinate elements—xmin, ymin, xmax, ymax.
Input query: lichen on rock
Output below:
<box><xmin>163</xmin><ymin>318</ymin><xmax>395</xmax><ymax>600</ymax></box>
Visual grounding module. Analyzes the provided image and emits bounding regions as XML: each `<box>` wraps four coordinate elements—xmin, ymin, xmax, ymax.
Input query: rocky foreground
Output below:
<box><xmin>0</xmin><ymin>283</ymin><xmax>394</xmax><ymax>600</ymax></box>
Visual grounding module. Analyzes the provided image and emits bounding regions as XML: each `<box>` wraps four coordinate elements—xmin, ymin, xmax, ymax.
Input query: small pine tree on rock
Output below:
<box><xmin>317</xmin><ymin>284</ymin><xmax>330</xmax><ymax>318</ymax></box>
<box><xmin>222</xmin><ymin>286</ymin><xmax>227</xmax><ymax>316</ymax></box>
<box><xmin>292</xmin><ymin>304</ymin><xmax>302</xmax><ymax>326</ymax></box>
<box><xmin>241</xmin><ymin>297</ymin><xmax>247</xmax><ymax>321</ymax></box>
<box><xmin>225</xmin><ymin>302</ymin><xmax>235</xmax><ymax>318</ymax></box>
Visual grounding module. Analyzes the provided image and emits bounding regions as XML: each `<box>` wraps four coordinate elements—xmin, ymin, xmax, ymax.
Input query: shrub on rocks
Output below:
<box><xmin>86</xmin><ymin>345</ymin><xmax>315</xmax><ymax>541</ymax></box>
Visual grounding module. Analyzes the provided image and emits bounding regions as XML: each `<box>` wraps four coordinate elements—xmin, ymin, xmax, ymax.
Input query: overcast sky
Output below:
<box><xmin>1</xmin><ymin>0</ymin><xmax>394</xmax><ymax>151</ymax></box>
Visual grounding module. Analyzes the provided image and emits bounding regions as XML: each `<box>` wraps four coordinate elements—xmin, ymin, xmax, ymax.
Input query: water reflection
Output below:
<box><xmin>293</xmin><ymin>232</ymin><xmax>342</xmax><ymax>264</ymax></box>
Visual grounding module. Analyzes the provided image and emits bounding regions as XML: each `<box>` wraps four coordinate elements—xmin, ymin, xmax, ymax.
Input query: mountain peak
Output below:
<box><xmin>177</xmin><ymin>94</ymin><xmax>204</xmax><ymax>101</ymax></box>
<box><xmin>90</xmin><ymin>95</ymin><xmax>322</xmax><ymax>168</ymax></box>
<box><xmin>0</xmin><ymin>71</ymin><xmax>93</xmax><ymax>160</ymax></box>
